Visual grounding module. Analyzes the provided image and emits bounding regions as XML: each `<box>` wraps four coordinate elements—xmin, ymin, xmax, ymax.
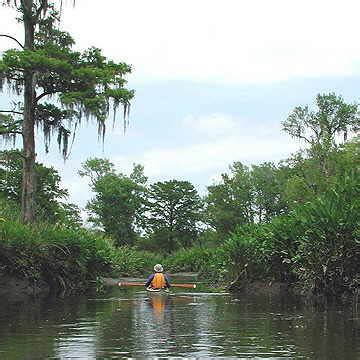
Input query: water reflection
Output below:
<box><xmin>0</xmin><ymin>288</ymin><xmax>359</xmax><ymax>358</ymax></box>
<box><xmin>146</xmin><ymin>292</ymin><xmax>170</xmax><ymax>320</ymax></box>
<box><xmin>132</xmin><ymin>293</ymin><xmax>200</xmax><ymax>356</ymax></box>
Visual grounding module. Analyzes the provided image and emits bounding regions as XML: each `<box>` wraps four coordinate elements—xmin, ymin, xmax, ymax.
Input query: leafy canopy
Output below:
<box><xmin>144</xmin><ymin>180</ymin><xmax>203</xmax><ymax>252</ymax></box>
<box><xmin>282</xmin><ymin>93</ymin><xmax>359</xmax><ymax>152</ymax></box>
<box><xmin>79</xmin><ymin>158</ymin><xmax>147</xmax><ymax>246</ymax></box>
<box><xmin>0</xmin><ymin>149</ymin><xmax>81</xmax><ymax>225</ymax></box>
<box><xmin>0</xmin><ymin>7</ymin><xmax>134</xmax><ymax>157</ymax></box>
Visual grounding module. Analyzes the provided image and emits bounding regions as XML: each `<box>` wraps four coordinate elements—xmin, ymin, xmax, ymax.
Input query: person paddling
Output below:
<box><xmin>145</xmin><ymin>264</ymin><xmax>171</xmax><ymax>291</ymax></box>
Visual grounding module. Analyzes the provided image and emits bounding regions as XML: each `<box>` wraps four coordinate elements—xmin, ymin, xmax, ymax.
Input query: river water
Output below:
<box><xmin>0</xmin><ymin>279</ymin><xmax>359</xmax><ymax>359</ymax></box>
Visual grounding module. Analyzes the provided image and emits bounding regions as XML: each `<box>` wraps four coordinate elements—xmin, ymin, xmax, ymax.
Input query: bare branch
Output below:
<box><xmin>35</xmin><ymin>91</ymin><xmax>59</xmax><ymax>103</ymax></box>
<box><xmin>0</xmin><ymin>110</ymin><xmax>23</xmax><ymax>115</ymax></box>
<box><xmin>0</xmin><ymin>34</ymin><xmax>24</xmax><ymax>49</ymax></box>
<box><xmin>295</xmin><ymin>134</ymin><xmax>312</xmax><ymax>145</ymax></box>
<box><xmin>35</xmin><ymin>0</ymin><xmax>48</xmax><ymax>22</ymax></box>
<box><xmin>35</xmin><ymin>92</ymin><xmax>50</xmax><ymax>103</ymax></box>
<box><xmin>305</xmin><ymin>120</ymin><xmax>321</xmax><ymax>141</ymax></box>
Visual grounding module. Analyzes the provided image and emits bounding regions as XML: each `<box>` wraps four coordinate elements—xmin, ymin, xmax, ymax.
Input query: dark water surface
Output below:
<box><xmin>0</xmin><ymin>281</ymin><xmax>359</xmax><ymax>359</ymax></box>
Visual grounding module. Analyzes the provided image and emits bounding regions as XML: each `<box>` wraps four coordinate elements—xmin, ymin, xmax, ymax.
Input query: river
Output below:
<box><xmin>0</xmin><ymin>277</ymin><xmax>359</xmax><ymax>359</ymax></box>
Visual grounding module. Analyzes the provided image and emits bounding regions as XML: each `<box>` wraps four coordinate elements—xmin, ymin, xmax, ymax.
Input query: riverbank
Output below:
<box><xmin>1</xmin><ymin>179</ymin><xmax>358</xmax><ymax>300</ymax></box>
<box><xmin>0</xmin><ymin>274</ymin><xmax>49</xmax><ymax>300</ymax></box>
<box><xmin>0</xmin><ymin>219</ymin><xmax>119</xmax><ymax>297</ymax></box>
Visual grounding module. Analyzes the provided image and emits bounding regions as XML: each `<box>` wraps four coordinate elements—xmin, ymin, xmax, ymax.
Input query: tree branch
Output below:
<box><xmin>35</xmin><ymin>91</ymin><xmax>59</xmax><ymax>103</ymax></box>
<box><xmin>0</xmin><ymin>120</ymin><xmax>22</xmax><ymax>134</ymax></box>
<box><xmin>296</xmin><ymin>134</ymin><xmax>312</xmax><ymax>145</ymax></box>
<box><xmin>0</xmin><ymin>130</ymin><xmax>22</xmax><ymax>135</ymax></box>
<box><xmin>35</xmin><ymin>92</ymin><xmax>50</xmax><ymax>103</ymax></box>
<box><xmin>0</xmin><ymin>34</ymin><xmax>24</xmax><ymax>49</ymax></box>
<box><xmin>35</xmin><ymin>0</ymin><xmax>48</xmax><ymax>22</ymax></box>
<box><xmin>0</xmin><ymin>110</ymin><xmax>23</xmax><ymax>115</ymax></box>
<box><xmin>6</xmin><ymin>76</ymin><xmax>25</xmax><ymax>82</ymax></box>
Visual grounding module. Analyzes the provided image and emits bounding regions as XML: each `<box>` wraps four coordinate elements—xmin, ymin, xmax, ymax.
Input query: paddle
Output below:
<box><xmin>118</xmin><ymin>281</ymin><xmax>196</xmax><ymax>289</ymax></box>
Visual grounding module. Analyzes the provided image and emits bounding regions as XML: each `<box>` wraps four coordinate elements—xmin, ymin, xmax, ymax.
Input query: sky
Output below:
<box><xmin>1</xmin><ymin>0</ymin><xmax>360</xmax><ymax>212</ymax></box>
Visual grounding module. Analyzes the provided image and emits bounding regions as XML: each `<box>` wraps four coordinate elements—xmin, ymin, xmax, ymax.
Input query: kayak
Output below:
<box><xmin>118</xmin><ymin>281</ymin><xmax>196</xmax><ymax>289</ymax></box>
<box><xmin>146</xmin><ymin>287</ymin><xmax>170</xmax><ymax>293</ymax></box>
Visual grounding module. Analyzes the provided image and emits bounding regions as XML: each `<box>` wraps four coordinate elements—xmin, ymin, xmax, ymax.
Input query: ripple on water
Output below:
<box><xmin>0</xmin><ymin>287</ymin><xmax>358</xmax><ymax>359</ymax></box>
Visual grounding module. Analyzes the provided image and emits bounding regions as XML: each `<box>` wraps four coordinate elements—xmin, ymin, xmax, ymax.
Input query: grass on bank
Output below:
<box><xmin>0</xmin><ymin>170</ymin><xmax>358</xmax><ymax>297</ymax></box>
<box><xmin>200</xmin><ymin>171</ymin><xmax>360</xmax><ymax>296</ymax></box>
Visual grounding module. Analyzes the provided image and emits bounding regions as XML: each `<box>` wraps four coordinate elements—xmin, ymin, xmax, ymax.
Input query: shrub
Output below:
<box><xmin>112</xmin><ymin>246</ymin><xmax>161</xmax><ymax>276</ymax></box>
<box><xmin>292</xmin><ymin>171</ymin><xmax>359</xmax><ymax>295</ymax></box>
<box><xmin>201</xmin><ymin>171</ymin><xmax>359</xmax><ymax>295</ymax></box>
<box><xmin>0</xmin><ymin>220</ymin><xmax>116</xmax><ymax>291</ymax></box>
<box><xmin>166</xmin><ymin>247</ymin><xmax>215</xmax><ymax>273</ymax></box>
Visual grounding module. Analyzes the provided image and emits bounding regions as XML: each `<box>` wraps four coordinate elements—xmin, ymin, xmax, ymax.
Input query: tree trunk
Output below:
<box><xmin>21</xmin><ymin>0</ymin><xmax>36</xmax><ymax>224</ymax></box>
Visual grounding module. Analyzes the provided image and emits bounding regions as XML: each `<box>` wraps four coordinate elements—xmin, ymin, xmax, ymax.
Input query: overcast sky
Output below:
<box><xmin>1</xmin><ymin>0</ymin><xmax>360</xmax><ymax>210</ymax></box>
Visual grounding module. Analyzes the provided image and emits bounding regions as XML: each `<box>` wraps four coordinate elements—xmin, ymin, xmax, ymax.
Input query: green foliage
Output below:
<box><xmin>0</xmin><ymin>11</ymin><xmax>134</xmax><ymax>156</ymax></box>
<box><xmin>0</xmin><ymin>203</ymin><xmax>166</xmax><ymax>290</ymax></box>
<box><xmin>283</xmin><ymin>93</ymin><xmax>359</xmax><ymax>149</ymax></box>
<box><xmin>199</xmin><ymin>135</ymin><xmax>359</xmax><ymax>296</ymax></box>
<box><xmin>112</xmin><ymin>246</ymin><xmax>161</xmax><ymax>276</ymax></box>
<box><xmin>281</xmin><ymin>137</ymin><xmax>359</xmax><ymax>207</ymax></box>
<box><xmin>201</xmin><ymin>170</ymin><xmax>359</xmax><ymax>295</ymax></box>
<box><xmin>0</xmin><ymin>195</ymin><xmax>20</xmax><ymax>221</ymax></box>
<box><xmin>251</xmin><ymin>162</ymin><xmax>288</xmax><ymax>222</ymax></box>
<box><xmin>206</xmin><ymin>161</ymin><xmax>288</xmax><ymax>235</ymax></box>
<box><xmin>166</xmin><ymin>247</ymin><xmax>215</xmax><ymax>273</ymax></box>
<box><xmin>80</xmin><ymin>158</ymin><xmax>146</xmax><ymax>246</ymax></box>
<box><xmin>223</xmin><ymin>217</ymin><xmax>299</xmax><ymax>282</ymax></box>
<box><xmin>0</xmin><ymin>150</ymin><xmax>81</xmax><ymax>226</ymax></box>
<box><xmin>282</xmin><ymin>93</ymin><xmax>360</xmax><ymax>178</ymax></box>
<box><xmin>144</xmin><ymin>180</ymin><xmax>203</xmax><ymax>252</ymax></box>
<box><xmin>205</xmin><ymin>138</ymin><xmax>356</xmax><ymax>240</ymax></box>
<box><xmin>291</xmin><ymin>171</ymin><xmax>359</xmax><ymax>295</ymax></box>
<box><xmin>197</xmin><ymin>228</ymin><xmax>222</xmax><ymax>247</ymax></box>
<box><xmin>87</xmin><ymin>174</ymin><xmax>141</xmax><ymax>246</ymax></box>
<box><xmin>0</xmin><ymin>220</ymin><xmax>115</xmax><ymax>291</ymax></box>
<box><xmin>327</xmin><ymin>137</ymin><xmax>360</xmax><ymax>178</ymax></box>
<box><xmin>1</xmin><ymin>2</ymin><xmax>134</xmax><ymax>224</ymax></box>
<box><xmin>206</xmin><ymin>162</ymin><xmax>254</xmax><ymax>236</ymax></box>
<box><xmin>78</xmin><ymin>157</ymin><xmax>115</xmax><ymax>185</ymax></box>
<box><xmin>197</xmin><ymin>246</ymin><xmax>231</xmax><ymax>286</ymax></box>
<box><xmin>283</xmin><ymin>172</ymin><xmax>317</xmax><ymax>206</ymax></box>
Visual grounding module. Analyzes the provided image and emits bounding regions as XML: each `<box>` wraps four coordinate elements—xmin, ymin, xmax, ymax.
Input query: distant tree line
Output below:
<box><xmin>1</xmin><ymin>93</ymin><xmax>357</xmax><ymax>257</ymax></box>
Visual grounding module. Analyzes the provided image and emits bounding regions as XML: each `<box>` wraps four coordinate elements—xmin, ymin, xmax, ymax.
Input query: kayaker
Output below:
<box><xmin>145</xmin><ymin>264</ymin><xmax>171</xmax><ymax>291</ymax></box>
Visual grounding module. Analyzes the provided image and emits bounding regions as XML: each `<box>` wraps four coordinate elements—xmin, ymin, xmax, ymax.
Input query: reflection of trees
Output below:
<box><xmin>0</xmin><ymin>294</ymin><xmax>100</xmax><ymax>359</ymax></box>
<box><xmin>94</xmin><ymin>289</ymin><xmax>137</xmax><ymax>357</ymax></box>
<box><xmin>0</xmin><ymin>296</ymin><xmax>57</xmax><ymax>359</ymax></box>
<box><xmin>0</xmin><ymin>289</ymin><xmax>136</xmax><ymax>359</ymax></box>
<box><xmin>292</xmin><ymin>300</ymin><xmax>360</xmax><ymax>359</ymax></box>
<box><xmin>206</xmin><ymin>294</ymin><xmax>306</xmax><ymax>356</ymax></box>
<box><xmin>203</xmin><ymin>294</ymin><xmax>360</xmax><ymax>358</ymax></box>
<box><xmin>0</xmin><ymin>291</ymin><xmax>358</xmax><ymax>358</ymax></box>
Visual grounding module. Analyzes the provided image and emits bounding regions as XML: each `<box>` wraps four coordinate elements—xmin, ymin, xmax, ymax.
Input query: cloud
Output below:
<box><xmin>113</xmin><ymin>112</ymin><xmax>299</xmax><ymax>181</ymax></box>
<box><xmin>183</xmin><ymin>114</ymin><xmax>237</xmax><ymax>136</ymax></box>
<box><xmin>57</xmin><ymin>0</ymin><xmax>360</xmax><ymax>84</ymax></box>
<box><xmin>4</xmin><ymin>1</ymin><xmax>360</xmax><ymax>84</ymax></box>
<box><xmin>59</xmin><ymin>175</ymin><xmax>89</xmax><ymax>207</ymax></box>
<box><xmin>4</xmin><ymin>0</ymin><xmax>360</xmax><ymax>83</ymax></box>
<box><xmin>141</xmin><ymin>137</ymin><xmax>298</xmax><ymax>177</ymax></box>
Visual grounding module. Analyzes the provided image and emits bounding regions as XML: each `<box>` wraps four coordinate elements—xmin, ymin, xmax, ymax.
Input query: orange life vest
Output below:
<box><xmin>151</xmin><ymin>273</ymin><xmax>167</xmax><ymax>289</ymax></box>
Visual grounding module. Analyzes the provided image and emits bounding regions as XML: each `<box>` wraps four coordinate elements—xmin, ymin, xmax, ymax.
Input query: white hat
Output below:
<box><xmin>154</xmin><ymin>264</ymin><xmax>164</xmax><ymax>272</ymax></box>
